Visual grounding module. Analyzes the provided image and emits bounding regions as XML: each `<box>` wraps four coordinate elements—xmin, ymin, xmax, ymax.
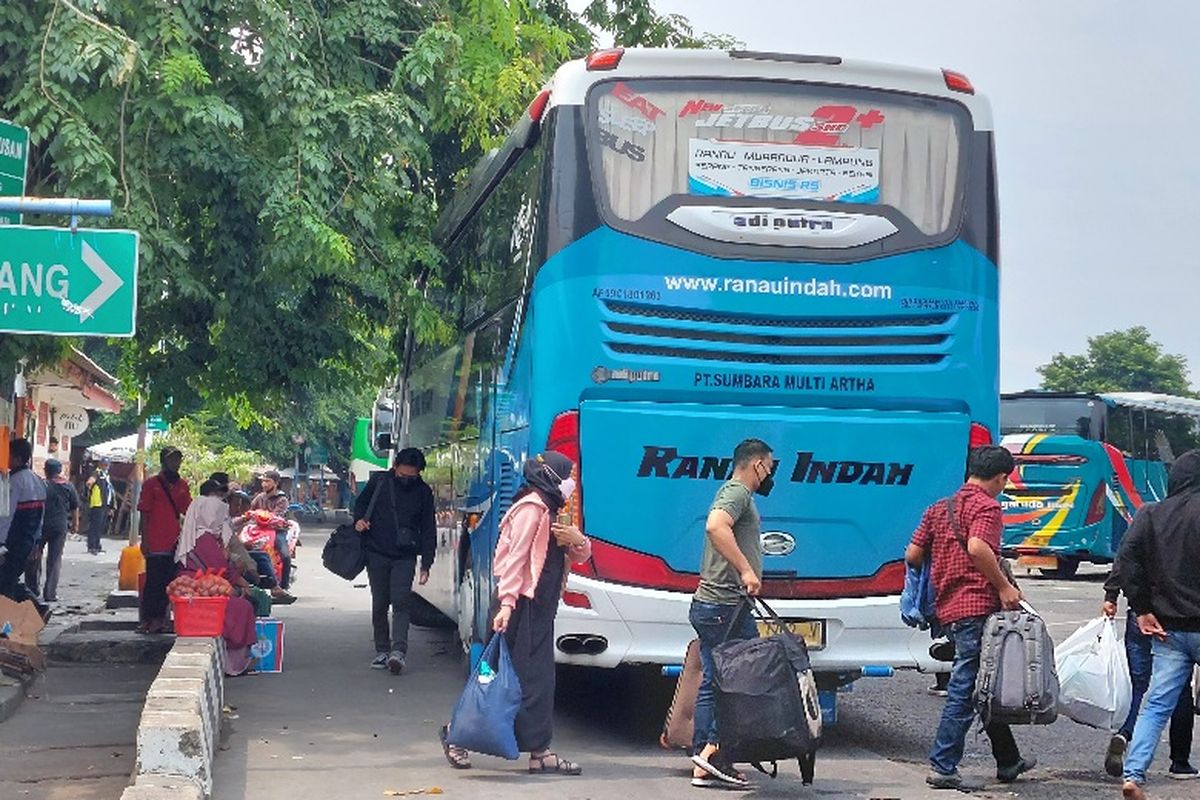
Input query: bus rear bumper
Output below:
<box><xmin>554</xmin><ymin>574</ymin><xmax>943</xmax><ymax>673</ymax></box>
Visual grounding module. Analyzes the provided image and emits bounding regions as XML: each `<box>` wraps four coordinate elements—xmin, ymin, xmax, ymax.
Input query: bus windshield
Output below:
<box><xmin>588</xmin><ymin>78</ymin><xmax>968</xmax><ymax>235</ymax></box>
<box><xmin>1000</xmin><ymin>397</ymin><xmax>1102</xmax><ymax>439</ymax></box>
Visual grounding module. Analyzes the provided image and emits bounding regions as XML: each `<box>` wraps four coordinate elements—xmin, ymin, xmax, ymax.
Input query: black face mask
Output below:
<box><xmin>755</xmin><ymin>472</ymin><xmax>775</xmax><ymax>497</ymax></box>
<box><xmin>396</xmin><ymin>474</ymin><xmax>419</xmax><ymax>487</ymax></box>
<box><xmin>161</xmin><ymin>469</ymin><xmax>180</xmax><ymax>483</ymax></box>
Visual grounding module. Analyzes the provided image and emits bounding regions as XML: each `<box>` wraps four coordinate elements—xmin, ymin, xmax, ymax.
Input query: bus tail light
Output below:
<box><xmin>561</xmin><ymin>590</ymin><xmax>593</xmax><ymax>609</ymax></box>
<box><xmin>586</xmin><ymin>48</ymin><xmax>625</xmax><ymax>71</ymax></box>
<box><xmin>969</xmin><ymin>422</ymin><xmax>993</xmax><ymax>448</ymax></box>
<box><xmin>942</xmin><ymin>69</ymin><xmax>975</xmax><ymax>95</ymax></box>
<box><xmin>546</xmin><ymin>410</ymin><xmax>582</xmax><ymax>530</ymax></box>
<box><xmin>581</xmin><ymin>537</ymin><xmax>905</xmax><ymax>599</ymax></box>
<box><xmin>1084</xmin><ymin>484</ymin><xmax>1108</xmax><ymax>525</ymax></box>
<box><xmin>527</xmin><ymin>89</ymin><xmax>551</xmax><ymax>123</ymax></box>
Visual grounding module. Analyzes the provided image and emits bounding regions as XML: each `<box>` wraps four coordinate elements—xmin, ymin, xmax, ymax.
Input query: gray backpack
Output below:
<box><xmin>975</xmin><ymin>607</ymin><xmax>1060</xmax><ymax>725</ymax></box>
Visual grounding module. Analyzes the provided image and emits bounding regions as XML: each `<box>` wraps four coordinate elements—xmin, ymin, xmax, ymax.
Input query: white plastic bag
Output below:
<box><xmin>1055</xmin><ymin>617</ymin><xmax>1132</xmax><ymax>730</ymax></box>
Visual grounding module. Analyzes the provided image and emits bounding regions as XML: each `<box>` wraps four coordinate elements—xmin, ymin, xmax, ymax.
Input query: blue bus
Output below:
<box><xmin>376</xmin><ymin>48</ymin><xmax>1000</xmax><ymax>698</ymax></box>
<box><xmin>1000</xmin><ymin>391</ymin><xmax>1200</xmax><ymax>577</ymax></box>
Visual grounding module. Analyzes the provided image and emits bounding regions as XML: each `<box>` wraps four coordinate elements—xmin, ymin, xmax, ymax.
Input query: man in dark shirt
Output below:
<box><xmin>0</xmin><ymin>439</ymin><xmax>46</xmax><ymax>605</ymax></box>
<box><xmin>1100</xmin><ymin>544</ymin><xmax>1195</xmax><ymax>779</ymax></box>
<box><xmin>906</xmin><ymin>445</ymin><xmax>1034</xmax><ymax>790</ymax></box>
<box><xmin>1115</xmin><ymin>449</ymin><xmax>1200</xmax><ymax>800</ymax></box>
<box><xmin>29</xmin><ymin>458</ymin><xmax>79</xmax><ymax>603</ymax></box>
<box><xmin>353</xmin><ymin>447</ymin><xmax>436</xmax><ymax>675</ymax></box>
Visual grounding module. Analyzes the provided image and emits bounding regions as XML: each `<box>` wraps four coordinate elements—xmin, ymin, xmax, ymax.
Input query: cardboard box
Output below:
<box><xmin>0</xmin><ymin>596</ymin><xmax>46</xmax><ymax>676</ymax></box>
<box><xmin>249</xmin><ymin>618</ymin><xmax>284</xmax><ymax>673</ymax></box>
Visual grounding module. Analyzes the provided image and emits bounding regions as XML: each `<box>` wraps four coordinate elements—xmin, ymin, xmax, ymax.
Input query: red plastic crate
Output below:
<box><xmin>170</xmin><ymin>595</ymin><xmax>229</xmax><ymax>637</ymax></box>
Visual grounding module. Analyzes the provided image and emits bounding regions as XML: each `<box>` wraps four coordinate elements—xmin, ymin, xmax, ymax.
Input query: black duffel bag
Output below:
<box><xmin>322</xmin><ymin>523</ymin><xmax>366</xmax><ymax>580</ymax></box>
<box><xmin>713</xmin><ymin>596</ymin><xmax>822</xmax><ymax>784</ymax></box>
<box><xmin>322</xmin><ymin>480</ymin><xmax>381</xmax><ymax>580</ymax></box>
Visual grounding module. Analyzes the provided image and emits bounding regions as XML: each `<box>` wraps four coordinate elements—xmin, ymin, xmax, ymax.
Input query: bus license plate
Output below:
<box><xmin>757</xmin><ymin>619</ymin><xmax>825</xmax><ymax>650</ymax></box>
<box><xmin>1017</xmin><ymin>555</ymin><xmax>1058</xmax><ymax>570</ymax></box>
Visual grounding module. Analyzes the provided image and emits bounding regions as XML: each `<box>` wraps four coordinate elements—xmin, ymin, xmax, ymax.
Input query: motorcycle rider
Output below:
<box><xmin>247</xmin><ymin>470</ymin><xmax>294</xmax><ymax>590</ymax></box>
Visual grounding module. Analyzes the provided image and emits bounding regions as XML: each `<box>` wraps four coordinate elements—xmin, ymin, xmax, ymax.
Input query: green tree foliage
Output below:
<box><xmin>0</xmin><ymin>2</ymin><xmax>727</xmax><ymax>456</ymax></box>
<box><xmin>152</xmin><ymin>417</ymin><xmax>265</xmax><ymax>487</ymax></box>
<box><xmin>1037</xmin><ymin>327</ymin><xmax>1194</xmax><ymax>396</ymax></box>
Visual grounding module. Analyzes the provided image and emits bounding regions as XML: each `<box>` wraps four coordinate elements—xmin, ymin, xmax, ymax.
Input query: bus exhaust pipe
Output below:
<box><xmin>557</xmin><ymin>635</ymin><xmax>608</xmax><ymax>656</ymax></box>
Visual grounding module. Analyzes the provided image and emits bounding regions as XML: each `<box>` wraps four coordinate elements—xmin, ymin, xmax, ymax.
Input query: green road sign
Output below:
<box><xmin>146</xmin><ymin>415</ymin><xmax>168</xmax><ymax>432</ymax></box>
<box><xmin>0</xmin><ymin>225</ymin><xmax>138</xmax><ymax>336</ymax></box>
<box><xmin>0</xmin><ymin>120</ymin><xmax>29</xmax><ymax>225</ymax></box>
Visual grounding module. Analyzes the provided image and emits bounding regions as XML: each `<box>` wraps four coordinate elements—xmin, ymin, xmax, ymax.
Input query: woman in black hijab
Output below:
<box><xmin>440</xmin><ymin>451</ymin><xmax>592</xmax><ymax>774</ymax></box>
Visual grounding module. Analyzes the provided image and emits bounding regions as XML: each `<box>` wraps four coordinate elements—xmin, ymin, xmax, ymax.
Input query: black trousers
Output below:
<box><xmin>140</xmin><ymin>553</ymin><xmax>177</xmax><ymax>623</ymax></box>
<box><xmin>365</xmin><ymin>552</ymin><xmax>416</xmax><ymax>654</ymax></box>
<box><xmin>0</xmin><ymin>535</ymin><xmax>35</xmax><ymax>601</ymax></box>
<box><xmin>41</xmin><ymin>529</ymin><xmax>68</xmax><ymax>601</ymax></box>
<box><xmin>87</xmin><ymin>507</ymin><xmax>106</xmax><ymax>552</ymax></box>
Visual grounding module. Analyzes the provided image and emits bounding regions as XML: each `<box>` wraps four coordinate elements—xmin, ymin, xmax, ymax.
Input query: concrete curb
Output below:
<box><xmin>0</xmin><ymin>675</ymin><xmax>29</xmax><ymax>723</ymax></box>
<box><xmin>122</xmin><ymin>637</ymin><xmax>225</xmax><ymax>799</ymax></box>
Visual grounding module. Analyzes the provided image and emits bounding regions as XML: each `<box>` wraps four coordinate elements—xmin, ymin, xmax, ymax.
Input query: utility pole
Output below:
<box><xmin>127</xmin><ymin>416</ymin><xmax>147</xmax><ymax>545</ymax></box>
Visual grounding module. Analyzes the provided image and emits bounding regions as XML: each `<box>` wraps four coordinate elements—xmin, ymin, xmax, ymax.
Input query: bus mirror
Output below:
<box><xmin>375</xmin><ymin>432</ymin><xmax>394</xmax><ymax>453</ymax></box>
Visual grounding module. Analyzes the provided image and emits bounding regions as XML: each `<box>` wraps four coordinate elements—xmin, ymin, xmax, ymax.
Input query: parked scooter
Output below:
<box><xmin>240</xmin><ymin>509</ymin><xmax>301</xmax><ymax>600</ymax></box>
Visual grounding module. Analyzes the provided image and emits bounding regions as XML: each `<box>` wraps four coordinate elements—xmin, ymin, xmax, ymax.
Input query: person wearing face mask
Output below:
<box><xmin>353</xmin><ymin>447</ymin><xmax>436</xmax><ymax>674</ymax></box>
<box><xmin>688</xmin><ymin>438</ymin><xmax>774</xmax><ymax>789</ymax></box>
<box><xmin>439</xmin><ymin>451</ymin><xmax>591</xmax><ymax>775</ymax></box>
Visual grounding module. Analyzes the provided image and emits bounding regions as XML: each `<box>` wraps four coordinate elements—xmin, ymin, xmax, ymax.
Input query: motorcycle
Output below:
<box><xmin>240</xmin><ymin>509</ymin><xmax>301</xmax><ymax>589</ymax></box>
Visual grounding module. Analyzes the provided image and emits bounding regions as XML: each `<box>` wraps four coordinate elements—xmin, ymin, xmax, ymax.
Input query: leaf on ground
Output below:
<box><xmin>383</xmin><ymin>790</ymin><xmax>443</xmax><ymax>797</ymax></box>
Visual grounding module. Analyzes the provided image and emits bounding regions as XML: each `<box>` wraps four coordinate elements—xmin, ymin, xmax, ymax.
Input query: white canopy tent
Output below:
<box><xmin>83</xmin><ymin>431</ymin><xmax>157</xmax><ymax>463</ymax></box>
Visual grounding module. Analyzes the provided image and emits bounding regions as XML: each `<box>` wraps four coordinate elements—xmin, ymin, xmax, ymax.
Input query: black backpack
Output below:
<box><xmin>712</xmin><ymin>597</ymin><xmax>822</xmax><ymax>784</ymax></box>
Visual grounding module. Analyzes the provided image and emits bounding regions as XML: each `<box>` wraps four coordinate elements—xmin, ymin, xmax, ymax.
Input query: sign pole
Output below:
<box><xmin>128</xmin><ymin>416</ymin><xmax>147</xmax><ymax>546</ymax></box>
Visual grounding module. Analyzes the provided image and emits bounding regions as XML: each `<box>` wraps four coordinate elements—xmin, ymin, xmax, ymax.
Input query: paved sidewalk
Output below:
<box><xmin>213</xmin><ymin>534</ymin><xmax>961</xmax><ymax>800</ymax></box>
<box><xmin>0</xmin><ymin>535</ymin><xmax>158</xmax><ymax>800</ymax></box>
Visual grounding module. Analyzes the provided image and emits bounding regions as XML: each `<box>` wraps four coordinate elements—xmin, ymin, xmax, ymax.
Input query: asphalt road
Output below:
<box><xmin>212</xmin><ymin>537</ymin><xmax>1197</xmax><ymax>800</ymax></box>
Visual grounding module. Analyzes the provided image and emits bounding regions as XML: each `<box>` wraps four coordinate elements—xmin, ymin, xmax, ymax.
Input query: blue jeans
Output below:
<box><xmin>1124</xmin><ymin>631</ymin><xmax>1200</xmax><ymax>784</ymax></box>
<box><xmin>1119</xmin><ymin>611</ymin><xmax>1194</xmax><ymax>764</ymax></box>
<box><xmin>690</xmin><ymin>599</ymin><xmax>757</xmax><ymax>753</ymax></box>
<box><xmin>274</xmin><ymin>530</ymin><xmax>292</xmax><ymax>589</ymax></box>
<box><xmin>930</xmin><ymin>616</ymin><xmax>1021</xmax><ymax>775</ymax></box>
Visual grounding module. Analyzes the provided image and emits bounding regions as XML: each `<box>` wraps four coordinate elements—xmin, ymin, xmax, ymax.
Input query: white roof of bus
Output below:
<box><xmin>546</xmin><ymin>48</ymin><xmax>993</xmax><ymax>130</ymax></box>
<box><xmin>1100</xmin><ymin>392</ymin><xmax>1200</xmax><ymax>417</ymax></box>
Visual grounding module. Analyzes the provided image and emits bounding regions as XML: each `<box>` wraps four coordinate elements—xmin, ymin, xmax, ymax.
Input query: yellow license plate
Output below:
<box><xmin>1017</xmin><ymin>555</ymin><xmax>1059</xmax><ymax>570</ymax></box>
<box><xmin>757</xmin><ymin>619</ymin><xmax>825</xmax><ymax>650</ymax></box>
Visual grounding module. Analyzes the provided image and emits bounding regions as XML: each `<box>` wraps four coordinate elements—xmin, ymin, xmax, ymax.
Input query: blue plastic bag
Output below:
<box><xmin>446</xmin><ymin>634</ymin><xmax>523</xmax><ymax>760</ymax></box>
<box><xmin>900</xmin><ymin>560</ymin><xmax>938</xmax><ymax>631</ymax></box>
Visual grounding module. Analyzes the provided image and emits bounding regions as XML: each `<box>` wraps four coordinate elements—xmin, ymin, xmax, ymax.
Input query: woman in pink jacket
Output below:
<box><xmin>440</xmin><ymin>451</ymin><xmax>591</xmax><ymax>774</ymax></box>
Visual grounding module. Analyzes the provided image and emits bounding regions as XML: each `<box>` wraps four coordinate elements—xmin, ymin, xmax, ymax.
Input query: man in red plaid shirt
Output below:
<box><xmin>906</xmin><ymin>446</ymin><xmax>1035</xmax><ymax>791</ymax></box>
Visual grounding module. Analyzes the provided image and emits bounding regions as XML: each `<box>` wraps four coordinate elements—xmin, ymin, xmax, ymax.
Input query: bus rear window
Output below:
<box><xmin>587</xmin><ymin>79</ymin><xmax>967</xmax><ymax>236</ymax></box>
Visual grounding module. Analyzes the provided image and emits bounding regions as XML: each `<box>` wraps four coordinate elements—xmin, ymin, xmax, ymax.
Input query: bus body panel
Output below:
<box><xmin>406</xmin><ymin>51</ymin><xmax>1000</xmax><ymax>675</ymax></box>
<box><xmin>1000</xmin><ymin>432</ymin><xmax>1169</xmax><ymax>564</ymax></box>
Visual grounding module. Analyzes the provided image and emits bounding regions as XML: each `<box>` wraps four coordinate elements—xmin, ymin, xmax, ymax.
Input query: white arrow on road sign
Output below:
<box><xmin>72</xmin><ymin>239</ymin><xmax>124</xmax><ymax>321</ymax></box>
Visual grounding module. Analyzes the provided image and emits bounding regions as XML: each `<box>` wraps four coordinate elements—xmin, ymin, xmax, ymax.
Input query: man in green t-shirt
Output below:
<box><xmin>689</xmin><ymin>438</ymin><xmax>775</xmax><ymax>789</ymax></box>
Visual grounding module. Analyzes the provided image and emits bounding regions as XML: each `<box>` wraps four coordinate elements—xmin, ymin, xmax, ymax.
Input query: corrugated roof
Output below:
<box><xmin>1099</xmin><ymin>392</ymin><xmax>1200</xmax><ymax>417</ymax></box>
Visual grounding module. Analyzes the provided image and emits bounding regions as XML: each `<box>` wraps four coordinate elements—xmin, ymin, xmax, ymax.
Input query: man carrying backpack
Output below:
<box><xmin>688</xmin><ymin>438</ymin><xmax>773</xmax><ymax>789</ymax></box>
<box><xmin>905</xmin><ymin>445</ymin><xmax>1036</xmax><ymax>790</ymax></box>
<box><xmin>1116</xmin><ymin>449</ymin><xmax>1200</xmax><ymax>800</ymax></box>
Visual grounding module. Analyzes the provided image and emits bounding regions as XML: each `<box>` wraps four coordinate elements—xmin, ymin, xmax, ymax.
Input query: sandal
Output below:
<box><xmin>529</xmin><ymin>752</ymin><xmax>582</xmax><ymax>775</ymax></box>
<box><xmin>439</xmin><ymin>725</ymin><xmax>471</xmax><ymax>770</ymax></box>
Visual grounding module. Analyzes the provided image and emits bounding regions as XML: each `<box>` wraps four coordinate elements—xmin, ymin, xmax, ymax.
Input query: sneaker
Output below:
<box><xmin>1105</xmin><ymin>734</ymin><xmax>1128</xmax><ymax>778</ymax></box>
<box><xmin>387</xmin><ymin>651</ymin><xmax>405</xmax><ymax>675</ymax></box>
<box><xmin>925</xmin><ymin>770</ymin><xmax>983</xmax><ymax>791</ymax></box>
<box><xmin>1122</xmin><ymin>780</ymin><xmax>1147</xmax><ymax>800</ymax></box>
<box><xmin>690</xmin><ymin>752</ymin><xmax>749</xmax><ymax>788</ymax></box>
<box><xmin>370</xmin><ymin>653</ymin><xmax>389</xmax><ymax>670</ymax></box>
<box><xmin>997</xmin><ymin>756</ymin><xmax>1036</xmax><ymax>784</ymax></box>
<box><xmin>1169</xmin><ymin>762</ymin><xmax>1200</xmax><ymax>780</ymax></box>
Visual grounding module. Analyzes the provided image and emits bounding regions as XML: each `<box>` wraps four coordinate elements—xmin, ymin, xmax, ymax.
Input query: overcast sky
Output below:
<box><xmin>572</xmin><ymin>1</ymin><xmax>1199</xmax><ymax>392</ymax></box>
